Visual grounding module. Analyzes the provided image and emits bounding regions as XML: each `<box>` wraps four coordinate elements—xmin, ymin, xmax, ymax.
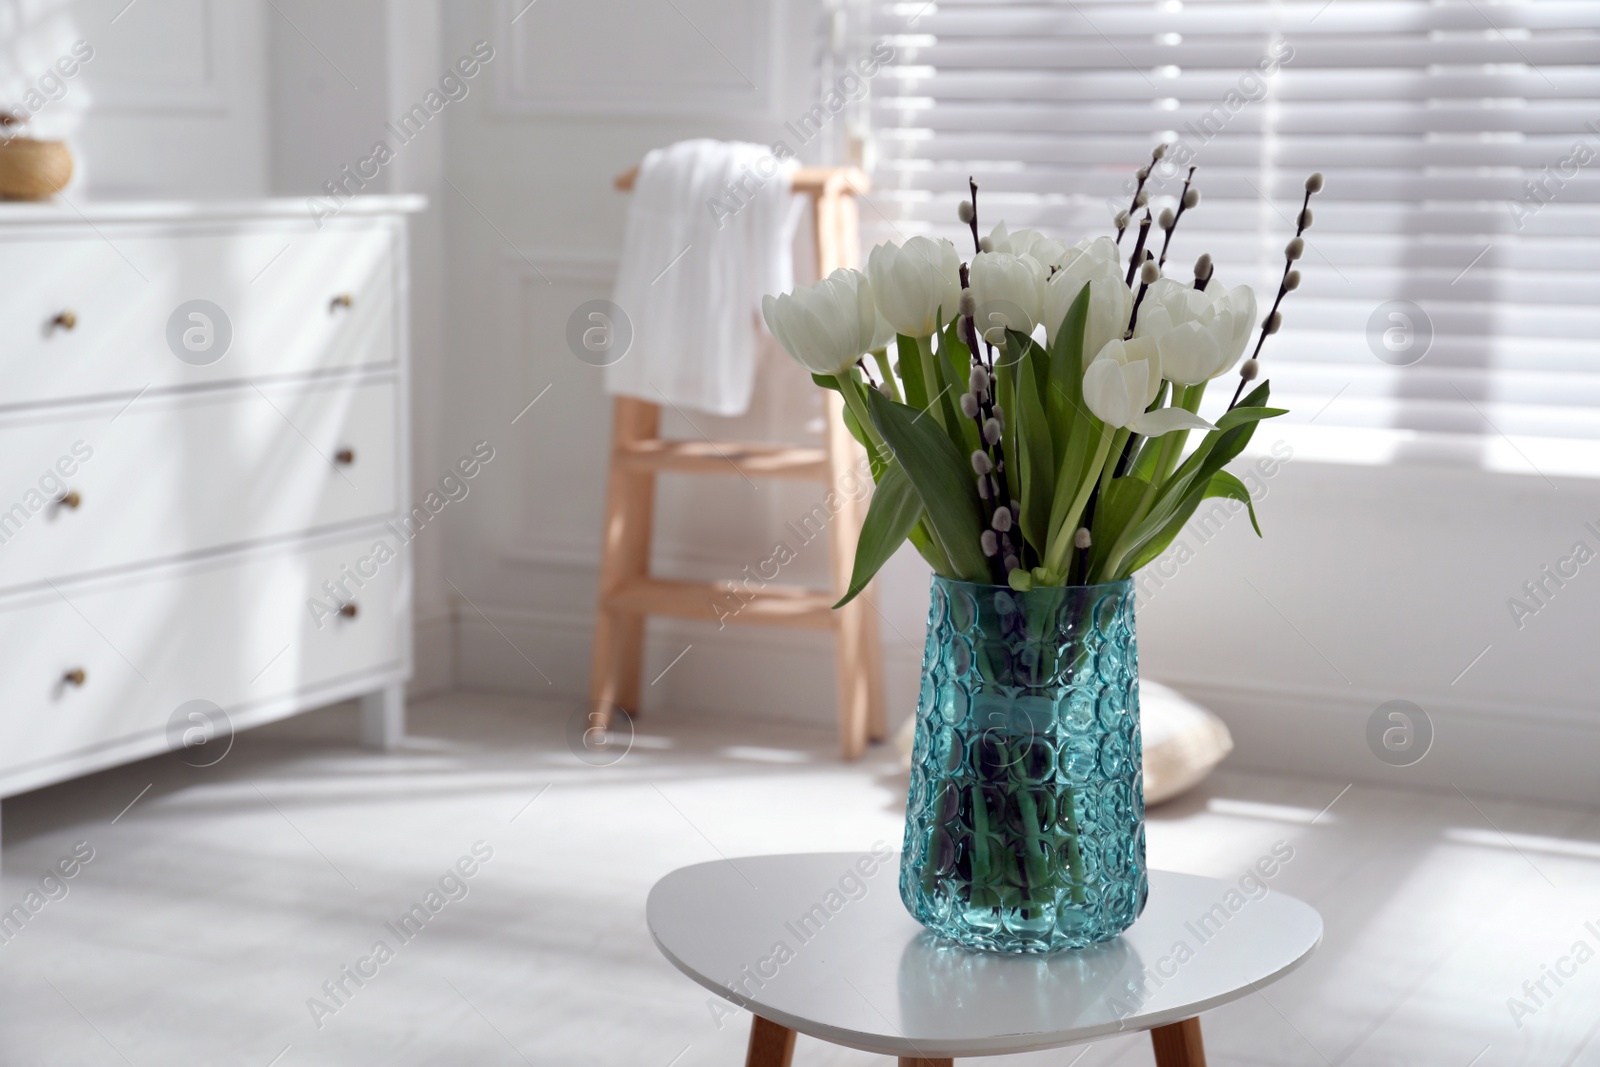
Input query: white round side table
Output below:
<box><xmin>648</xmin><ymin>852</ymin><xmax>1321</xmax><ymax>1066</ymax></box>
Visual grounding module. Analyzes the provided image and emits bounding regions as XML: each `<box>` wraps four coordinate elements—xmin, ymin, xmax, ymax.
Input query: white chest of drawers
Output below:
<box><xmin>0</xmin><ymin>196</ymin><xmax>422</xmax><ymax>837</ymax></box>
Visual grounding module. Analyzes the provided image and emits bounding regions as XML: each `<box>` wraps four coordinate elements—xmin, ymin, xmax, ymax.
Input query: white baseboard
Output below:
<box><xmin>453</xmin><ymin>603</ymin><xmax>924</xmax><ymax>735</ymax></box>
<box><xmin>1160</xmin><ymin>674</ymin><xmax>1600</xmax><ymax>807</ymax></box>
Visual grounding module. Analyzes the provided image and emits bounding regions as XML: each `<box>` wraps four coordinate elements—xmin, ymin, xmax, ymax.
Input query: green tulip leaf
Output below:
<box><xmin>895</xmin><ymin>333</ymin><xmax>930</xmax><ymax>412</ymax></box>
<box><xmin>1208</xmin><ymin>469</ymin><xmax>1262</xmax><ymax>536</ymax></box>
<box><xmin>1013</xmin><ymin>333</ymin><xmax>1055</xmax><ymax>557</ymax></box>
<box><xmin>1127</xmin><ymin>435</ymin><xmax>1161</xmax><ymax>483</ymax></box>
<box><xmin>1134</xmin><ymin>382</ymin><xmax>1275</xmax><ymax>531</ymax></box>
<box><xmin>932</xmin><ymin>313</ymin><xmax>976</xmax><ymax>456</ymax></box>
<box><xmin>1088</xmin><ymin>473</ymin><xmax>1150</xmax><ymax>576</ymax></box>
<box><xmin>1042</xmin><ymin>286</ymin><xmax>1100</xmax><ymax>548</ymax></box>
<box><xmin>994</xmin><ymin>354</ymin><xmax>1019</xmax><ymax>500</ymax></box>
<box><xmin>1121</xmin><ymin>469</ymin><xmax>1262</xmax><ymax>576</ymax></box>
<box><xmin>867</xmin><ymin>388</ymin><xmax>991</xmax><ymax>582</ymax></box>
<box><xmin>940</xmin><ymin>312</ymin><xmax>974</xmax><ymax>389</ymax></box>
<box><xmin>1178</xmin><ymin>386</ymin><xmax>1276</xmax><ymax>482</ymax></box>
<box><xmin>834</xmin><ymin>461</ymin><xmax>922</xmax><ymax>607</ymax></box>
<box><xmin>1235</xmin><ymin>380</ymin><xmax>1274</xmax><ymax>414</ymax></box>
<box><xmin>1088</xmin><ymin>473</ymin><xmax>1152</xmax><ymax>575</ymax></box>
<box><xmin>908</xmin><ymin>517</ymin><xmax>954</xmax><ymax>575</ymax></box>
<box><xmin>1215</xmin><ymin>405</ymin><xmax>1288</xmax><ymax>433</ymax></box>
<box><xmin>832</xmin><ymin>383</ymin><xmax>887</xmax><ymax>481</ymax></box>
<box><xmin>1115</xmin><ymin>382</ymin><xmax>1275</xmax><ymax>573</ymax></box>
<box><xmin>1046</xmin><ymin>286</ymin><xmax>1093</xmax><ymax>467</ymax></box>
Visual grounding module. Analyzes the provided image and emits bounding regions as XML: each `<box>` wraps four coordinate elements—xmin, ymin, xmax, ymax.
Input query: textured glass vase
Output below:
<box><xmin>900</xmin><ymin>575</ymin><xmax>1147</xmax><ymax>953</ymax></box>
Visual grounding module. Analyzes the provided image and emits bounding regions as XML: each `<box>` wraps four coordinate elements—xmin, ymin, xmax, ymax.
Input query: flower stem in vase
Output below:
<box><xmin>1015</xmin><ymin>784</ymin><xmax>1052</xmax><ymax>898</ymax></box>
<box><xmin>1058</xmin><ymin>590</ymin><xmax>1096</xmax><ymax>907</ymax></box>
<box><xmin>968</xmin><ymin>781</ymin><xmax>998</xmax><ymax>908</ymax></box>
<box><xmin>1062</xmin><ymin>787</ymin><xmax>1088</xmax><ymax>904</ymax></box>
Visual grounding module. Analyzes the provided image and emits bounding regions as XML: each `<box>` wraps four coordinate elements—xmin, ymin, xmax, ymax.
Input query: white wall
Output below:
<box><xmin>0</xmin><ymin>0</ymin><xmax>268</xmax><ymax>197</ymax></box>
<box><xmin>424</xmin><ymin>0</ymin><xmax>1600</xmax><ymax>807</ymax></box>
<box><xmin>15</xmin><ymin>0</ymin><xmax>1595</xmax><ymax>805</ymax></box>
<box><xmin>435</xmin><ymin>0</ymin><xmax>872</xmax><ymax>713</ymax></box>
<box><xmin>1142</xmin><ymin>439</ymin><xmax>1600</xmax><ymax>805</ymax></box>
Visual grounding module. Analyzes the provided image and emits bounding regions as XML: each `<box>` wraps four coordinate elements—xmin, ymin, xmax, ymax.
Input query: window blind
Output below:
<box><xmin>866</xmin><ymin>0</ymin><xmax>1600</xmax><ymax>466</ymax></box>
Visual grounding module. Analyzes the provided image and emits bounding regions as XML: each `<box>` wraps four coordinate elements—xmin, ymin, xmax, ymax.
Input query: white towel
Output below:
<box><xmin>606</xmin><ymin>139</ymin><xmax>802</xmax><ymax>417</ymax></box>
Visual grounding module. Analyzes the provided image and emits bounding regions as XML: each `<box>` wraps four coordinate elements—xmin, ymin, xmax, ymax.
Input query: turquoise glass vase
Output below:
<box><xmin>900</xmin><ymin>575</ymin><xmax>1147</xmax><ymax>953</ymax></box>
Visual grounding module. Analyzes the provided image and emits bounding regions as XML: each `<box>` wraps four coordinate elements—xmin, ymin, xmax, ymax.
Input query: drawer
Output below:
<box><xmin>0</xmin><ymin>534</ymin><xmax>405</xmax><ymax>774</ymax></box>
<box><xmin>0</xmin><ymin>222</ymin><xmax>396</xmax><ymax>407</ymax></box>
<box><xmin>0</xmin><ymin>378</ymin><xmax>398</xmax><ymax>590</ymax></box>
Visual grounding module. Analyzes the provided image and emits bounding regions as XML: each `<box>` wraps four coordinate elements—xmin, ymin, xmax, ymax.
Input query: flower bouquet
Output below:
<box><xmin>762</xmin><ymin>149</ymin><xmax>1322</xmax><ymax>952</ymax></box>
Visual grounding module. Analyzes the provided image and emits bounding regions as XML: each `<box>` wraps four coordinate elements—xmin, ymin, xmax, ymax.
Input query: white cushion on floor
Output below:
<box><xmin>1139</xmin><ymin>680</ymin><xmax>1233</xmax><ymax>805</ymax></box>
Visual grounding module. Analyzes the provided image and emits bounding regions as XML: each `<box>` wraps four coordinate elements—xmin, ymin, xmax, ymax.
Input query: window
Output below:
<box><xmin>867</xmin><ymin>0</ymin><xmax>1600</xmax><ymax>475</ymax></box>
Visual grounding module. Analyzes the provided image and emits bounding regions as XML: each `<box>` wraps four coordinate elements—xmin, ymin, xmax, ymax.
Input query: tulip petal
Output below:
<box><xmin>1128</xmin><ymin>406</ymin><xmax>1217</xmax><ymax>437</ymax></box>
<box><xmin>1157</xmin><ymin>322</ymin><xmax>1221</xmax><ymax>386</ymax></box>
<box><xmin>1082</xmin><ymin>356</ymin><xmax>1133</xmax><ymax>427</ymax></box>
<box><xmin>1119</xmin><ymin>358</ymin><xmax>1153</xmax><ymax>417</ymax></box>
<box><xmin>867</xmin><ymin>236</ymin><xmax>960</xmax><ymax>338</ymax></box>
<box><xmin>763</xmin><ymin>292</ymin><xmax>815</xmax><ymax>373</ymax></box>
<box><xmin>971</xmin><ymin>251</ymin><xmax>1045</xmax><ymax>336</ymax></box>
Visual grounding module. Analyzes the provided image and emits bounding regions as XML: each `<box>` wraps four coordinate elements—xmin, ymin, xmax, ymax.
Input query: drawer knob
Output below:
<box><xmin>52</xmin><ymin>310</ymin><xmax>77</xmax><ymax>332</ymax></box>
<box><xmin>329</xmin><ymin>293</ymin><xmax>354</xmax><ymax>312</ymax></box>
<box><xmin>62</xmin><ymin>667</ymin><xmax>87</xmax><ymax>687</ymax></box>
<box><xmin>57</xmin><ymin>490</ymin><xmax>81</xmax><ymax>509</ymax></box>
<box><xmin>335</xmin><ymin>448</ymin><xmax>356</xmax><ymax>466</ymax></box>
<box><xmin>339</xmin><ymin>602</ymin><xmax>359</xmax><ymax>619</ymax></box>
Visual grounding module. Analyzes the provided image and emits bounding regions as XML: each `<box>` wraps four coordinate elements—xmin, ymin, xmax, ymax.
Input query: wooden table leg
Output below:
<box><xmin>897</xmin><ymin>1059</ymin><xmax>954</xmax><ymax>1067</ymax></box>
<box><xmin>1150</xmin><ymin>1017</ymin><xmax>1207</xmax><ymax>1067</ymax></box>
<box><xmin>745</xmin><ymin>1015</ymin><xmax>797</xmax><ymax>1067</ymax></box>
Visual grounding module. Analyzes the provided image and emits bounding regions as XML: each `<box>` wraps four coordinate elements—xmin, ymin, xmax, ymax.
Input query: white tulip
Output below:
<box><xmin>1083</xmin><ymin>337</ymin><xmax>1215</xmax><ymax>436</ymax></box>
<box><xmin>1133</xmin><ymin>277</ymin><xmax>1257</xmax><ymax>385</ymax></box>
<box><xmin>761</xmin><ymin>268</ymin><xmax>879</xmax><ymax>377</ymax></box>
<box><xmin>869</xmin><ymin>309</ymin><xmax>895</xmax><ymax>353</ymax></box>
<box><xmin>1066</xmin><ymin>235</ymin><xmax>1123</xmax><ymax>272</ymax></box>
<box><xmin>1044</xmin><ymin>236</ymin><xmax>1131</xmax><ymax>355</ymax></box>
<box><xmin>987</xmin><ymin>221</ymin><xmax>1067</xmax><ymax>271</ymax></box>
<box><xmin>1086</xmin><ymin>337</ymin><xmax>1160</xmax><ymax>416</ymax></box>
<box><xmin>968</xmin><ymin>251</ymin><xmax>1046</xmax><ymax>338</ymax></box>
<box><xmin>865</xmin><ymin>236</ymin><xmax>962</xmax><ymax>338</ymax></box>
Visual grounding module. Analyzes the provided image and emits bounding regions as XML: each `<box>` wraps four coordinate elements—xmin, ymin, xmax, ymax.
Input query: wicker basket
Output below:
<box><xmin>0</xmin><ymin>137</ymin><xmax>73</xmax><ymax>200</ymax></box>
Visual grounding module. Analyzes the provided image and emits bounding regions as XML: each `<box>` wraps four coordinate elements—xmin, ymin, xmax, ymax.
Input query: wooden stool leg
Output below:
<box><xmin>744</xmin><ymin>1015</ymin><xmax>797</xmax><ymax>1067</ymax></box>
<box><xmin>590</xmin><ymin>608</ymin><xmax>645</xmax><ymax>719</ymax></box>
<box><xmin>590</xmin><ymin>398</ymin><xmax>660</xmax><ymax>725</ymax></box>
<box><xmin>1150</xmin><ymin>1017</ymin><xmax>1207</xmax><ymax>1067</ymax></box>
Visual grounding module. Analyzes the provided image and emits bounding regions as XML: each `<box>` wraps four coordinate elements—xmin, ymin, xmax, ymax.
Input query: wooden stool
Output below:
<box><xmin>591</xmin><ymin>167</ymin><xmax>887</xmax><ymax>759</ymax></box>
<box><xmin>647</xmin><ymin>853</ymin><xmax>1323</xmax><ymax>1065</ymax></box>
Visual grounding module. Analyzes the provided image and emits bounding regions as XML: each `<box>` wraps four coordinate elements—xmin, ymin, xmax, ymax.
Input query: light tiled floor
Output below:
<box><xmin>1</xmin><ymin>691</ymin><xmax>1598</xmax><ymax>1066</ymax></box>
